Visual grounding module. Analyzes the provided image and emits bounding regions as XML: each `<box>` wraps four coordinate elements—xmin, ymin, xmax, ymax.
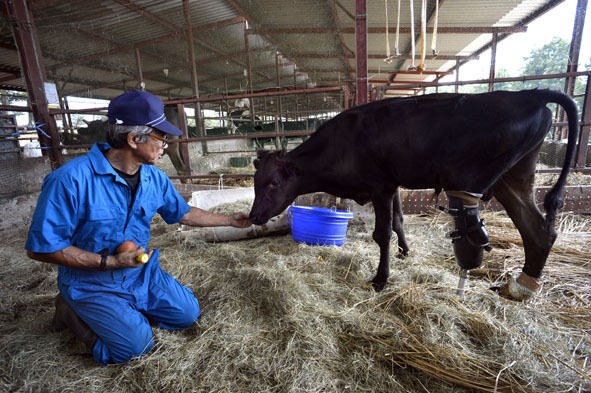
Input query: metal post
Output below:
<box><xmin>305</xmin><ymin>94</ymin><xmax>310</xmax><ymax>131</ymax></box>
<box><xmin>63</xmin><ymin>95</ymin><xmax>73</xmax><ymax>134</ymax></box>
<box><xmin>7</xmin><ymin>0</ymin><xmax>63</xmax><ymax>169</ymax></box>
<box><xmin>355</xmin><ymin>0</ymin><xmax>368</xmax><ymax>106</ymax></box>
<box><xmin>488</xmin><ymin>28</ymin><xmax>498</xmax><ymax>92</ymax></box>
<box><xmin>176</xmin><ymin>103</ymin><xmax>192</xmax><ymax>177</ymax></box>
<box><xmin>343</xmin><ymin>85</ymin><xmax>351</xmax><ymax>110</ymax></box>
<box><xmin>55</xmin><ymin>84</ymin><xmax>72</xmax><ymax>135</ymax></box>
<box><xmin>243</xmin><ymin>20</ymin><xmax>256</xmax><ymax>129</ymax></box>
<box><xmin>455</xmin><ymin>57</ymin><xmax>460</xmax><ymax>94</ymax></box>
<box><xmin>274</xmin><ymin>51</ymin><xmax>281</xmax><ymax>149</ymax></box>
<box><xmin>575</xmin><ymin>75</ymin><xmax>591</xmax><ymax>168</ymax></box>
<box><xmin>562</xmin><ymin>0</ymin><xmax>588</xmax><ymax>139</ymax></box>
<box><xmin>224</xmin><ymin>77</ymin><xmax>231</xmax><ymax>131</ymax></box>
<box><xmin>182</xmin><ymin>0</ymin><xmax>207</xmax><ymax>154</ymax></box>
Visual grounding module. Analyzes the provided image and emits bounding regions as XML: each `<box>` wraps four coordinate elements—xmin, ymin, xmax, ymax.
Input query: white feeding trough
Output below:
<box><xmin>179</xmin><ymin>187</ymin><xmax>290</xmax><ymax>242</ymax></box>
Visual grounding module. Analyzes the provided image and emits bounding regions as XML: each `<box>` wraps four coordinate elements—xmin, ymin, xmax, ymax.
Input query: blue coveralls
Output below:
<box><xmin>25</xmin><ymin>143</ymin><xmax>200</xmax><ymax>365</ymax></box>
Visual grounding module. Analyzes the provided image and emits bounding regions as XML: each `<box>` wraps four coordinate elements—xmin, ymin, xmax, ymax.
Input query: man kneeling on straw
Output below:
<box><xmin>25</xmin><ymin>90</ymin><xmax>251</xmax><ymax>365</ymax></box>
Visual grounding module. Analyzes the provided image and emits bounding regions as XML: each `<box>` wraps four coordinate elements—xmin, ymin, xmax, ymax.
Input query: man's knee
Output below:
<box><xmin>107</xmin><ymin>333</ymin><xmax>155</xmax><ymax>364</ymax></box>
<box><xmin>95</xmin><ymin>322</ymin><xmax>155</xmax><ymax>365</ymax></box>
<box><xmin>175</xmin><ymin>297</ymin><xmax>200</xmax><ymax>329</ymax></box>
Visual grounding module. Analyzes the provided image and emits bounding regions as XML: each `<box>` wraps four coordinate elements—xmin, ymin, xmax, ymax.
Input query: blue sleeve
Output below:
<box><xmin>25</xmin><ymin>172</ymin><xmax>79</xmax><ymax>253</ymax></box>
<box><xmin>157</xmin><ymin>176</ymin><xmax>190</xmax><ymax>224</ymax></box>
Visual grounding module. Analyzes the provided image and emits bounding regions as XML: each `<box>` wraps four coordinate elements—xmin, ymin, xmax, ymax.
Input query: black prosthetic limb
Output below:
<box><xmin>440</xmin><ymin>196</ymin><xmax>491</xmax><ymax>270</ymax></box>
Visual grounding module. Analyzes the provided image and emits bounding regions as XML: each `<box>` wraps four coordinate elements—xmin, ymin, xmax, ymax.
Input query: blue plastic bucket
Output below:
<box><xmin>288</xmin><ymin>205</ymin><xmax>354</xmax><ymax>246</ymax></box>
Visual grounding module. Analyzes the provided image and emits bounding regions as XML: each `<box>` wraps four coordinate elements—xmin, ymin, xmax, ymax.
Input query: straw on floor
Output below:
<box><xmin>1</xmin><ymin>208</ymin><xmax>589</xmax><ymax>393</ymax></box>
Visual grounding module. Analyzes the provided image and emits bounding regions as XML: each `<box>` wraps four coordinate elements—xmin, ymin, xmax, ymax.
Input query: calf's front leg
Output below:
<box><xmin>392</xmin><ymin>188</ymin><xmax>409</xmax><ymax>257</ymax></box>
<box><xmin>371</xmin><ymin>191</ymin><xmax>394</xmax><ymax>291</ymax></box>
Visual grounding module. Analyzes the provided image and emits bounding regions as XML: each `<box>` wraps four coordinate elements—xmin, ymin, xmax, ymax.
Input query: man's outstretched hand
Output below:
<box><xmin>229</xmin><ymin>212</ymin><xmax>251</xmax><ymax>228</ymax></box>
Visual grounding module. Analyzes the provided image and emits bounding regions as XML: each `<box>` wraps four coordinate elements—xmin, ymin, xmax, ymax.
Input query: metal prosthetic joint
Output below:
<box><xmin>439</xmin><ymin>191</ymin><xmax>492</xmax><ymax>296</ymax></box>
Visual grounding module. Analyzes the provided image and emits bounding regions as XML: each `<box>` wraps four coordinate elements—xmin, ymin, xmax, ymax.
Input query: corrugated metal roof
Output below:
<box><xmin>0</xmin><ymin>0</ymin><xmax>572</xmax><ymax>106</ymax></box>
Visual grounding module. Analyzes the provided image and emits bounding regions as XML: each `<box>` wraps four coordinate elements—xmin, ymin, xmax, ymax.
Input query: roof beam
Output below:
<box><xmin>113</xmin><ymin>0</ymin><xmax>270</xmax><ymax>83</ymax></box>
<box><xmin>302</xmin><ymin>67</ymin><xmax>451</xmax><ymax>76</ymax></box>
<box><xmin>329</xmin><ymin>0</ymin><xmax>354</xmax><ymax>81</ymax></box>
<box><xmin>66</xmin><ymin>46</ymin><xmax>276</xmax><ymax>97</ymax></box>
<box><xmin>46</xmin><ymin>16</ymin><xmax>243</xmax><ymax>72</ymax></box>
<box><xmin>198</xmin><ymin>61</ymin><xmax>297</xmax><ymax>85</ymax></box>
<box><xmin>246</xmin><ymin>26</ymin><xmax>528</xmax><ymax>34</ymax></box>
<box><xmin>0</xmin><ymin>64</ymin><xmax>21</xmax><ymax>78</ymax></box>
<box><xmin>27</xmin><ymin>0</ymin><xmax>67</xmax><ymax>8</ymax></box>
<box><xmin>289</xmin><ymin>52</ymin><xmax>478</xmax><ymax>61</ymax></box>
<box><xmin>112</xmin><ymin>0</ymin><xmax>180</xmax><ymax>32</ymax></box>
<box><xmin>335</xmin><ymin>0</ymin><xmax>355</xmax><ymax>21</ymax></box>
<box><xmin>225</xmin><ymin>0</ymin><xmax>310</xmax><ymax>83</ymax></box>
<box><xmin>444</xmin><ymin>0</ymin><xmax>560</xmax><ymax>76</ymax></box>
<box><xmin>0</xmin><ymin>83</ymin><xmax>26</xmax><ymax>91</ymax></box>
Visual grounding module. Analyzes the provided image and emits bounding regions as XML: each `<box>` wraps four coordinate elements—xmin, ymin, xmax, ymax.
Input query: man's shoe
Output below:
<box><xmin>52</xmin><ymin>293</ymin><xmax>98</xmax><ymax>353</ymax></box>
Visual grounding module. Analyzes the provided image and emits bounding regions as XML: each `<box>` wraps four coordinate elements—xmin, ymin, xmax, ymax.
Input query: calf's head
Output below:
<box><xmin>249</xmin><ymin>150</ymin><xmax>300</xmax><ymax>225</ymax></box>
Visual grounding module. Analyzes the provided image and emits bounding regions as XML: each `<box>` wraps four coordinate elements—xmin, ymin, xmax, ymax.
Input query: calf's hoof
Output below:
<box><xmin>397</xmin><ymin>247</ymin><xmax>409</xmax><ymax>259</ymax></box>
<box><xmin>491</xmin><ymin>272</ymin><xmax>539</xmax><ymax>301</ymax></box>
<box><xmin>371</xmin><ymin>278</ymin><xmax>387</xmax><ymax>292</ymax></box>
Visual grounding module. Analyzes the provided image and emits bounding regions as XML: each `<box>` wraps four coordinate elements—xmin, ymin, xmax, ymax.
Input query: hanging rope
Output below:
<box><xmin>431</xmin><ymin>0</ymin><xmax>439</xmax><ymax>56</ymax></box>
<box><xmin>418</xmin><ymin>0</ymin><xmax>427</xmax><ymax>72</ymax></box>
<box><xmin>395</xmin><ymin>0</ymin><xmax>400</xmax><ymax>56</ymax></box>
<box><xmin>409</xmin><ymin>0</ymin><xmax>416</xmax><ymax>70</ymax></box>
<box><xmin>384</xmin><ymin>0</ymin><xmax>392</xmax><ymax>63</ymax></box>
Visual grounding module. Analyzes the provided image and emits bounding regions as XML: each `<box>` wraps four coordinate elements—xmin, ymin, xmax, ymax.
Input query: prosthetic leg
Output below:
<box><xmin>440</xmin><ymin>191</ymin><xmax>491</xmax><ymax>296</ymax></box>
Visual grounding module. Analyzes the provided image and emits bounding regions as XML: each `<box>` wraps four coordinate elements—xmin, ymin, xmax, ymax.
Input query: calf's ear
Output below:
<box><xmin>256</xmin><ymin>149</ymin><xmax>271</xmax><ymax>159</ymax></box>
<box><xmin>278</xmin><ymin>161</ymin><xmax>299</xmax><ymax>179</ymax></box>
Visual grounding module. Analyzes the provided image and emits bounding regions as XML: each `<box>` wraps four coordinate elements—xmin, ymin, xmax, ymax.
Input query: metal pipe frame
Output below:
<box><xmin>183</xmin><ymin>0</ymin><xmax>207</xmax><ymax>154</ymax></box>
<box><xmin>175</xmin><ymin>103</ymin><xmax>192</xmax><ymax>176</ymax></box>
<box><xmin>329</xmin><ymin>0</ymin><xmax>355</xmax><ymax>81</ymax></box>
<box><xmin>575</xmin><ymin>75</ymin><xmax>591</xmax><ymax>168</ymax></box>
<box><xmin>378</xmin><ymin>71</ymin><xmax>591</xmax><ymax>90</ymax></box>
<box><xmin>165</xmin><ymin>86</ymin><xmax>343</xmax><ymax>105</ymax></box>
<box><xmin>7</xmin><ymin>0</ymin><xmax>63</xmax><ymax>169</ymax></box>
<box><xmin>488</xmin><ymin>28</ymin><xmax>498</xmax><ymax>92</ymax></box>
<box><xmin>288</xmin><ymin>53</ymin><xmax>478</xmax><ymax>61</ymax></box>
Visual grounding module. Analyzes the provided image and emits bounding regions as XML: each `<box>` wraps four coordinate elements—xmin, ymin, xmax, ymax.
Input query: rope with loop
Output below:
<box><xmin>409</xmin><ymin>0</ymin><xmax>416</xmax><ymax>70</ymax></box>
<box><xmin>431</xmin><ymin>0</ymin><xmax>439</xmax><ymax>56</ymax></box>
<box><xmin>384</xmin><ymin>0</ymin><xmax>391</xmax><ymax>63</ymax></box>
<box><xmin>395</xmin><ymin>0</ymin><xmax>400</xmax><ymax>56</ymax></box>
<box><xmin>419</xmin><ymin>0</ymin><xmax>427</xmax><ymax>72</ymax></box>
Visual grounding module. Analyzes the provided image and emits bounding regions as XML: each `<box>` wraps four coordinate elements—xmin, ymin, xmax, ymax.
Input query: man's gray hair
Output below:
<box><xmin>105</xmin><ymin>123</ymin><xmax>153</xmax><ymax>149</ymax></box>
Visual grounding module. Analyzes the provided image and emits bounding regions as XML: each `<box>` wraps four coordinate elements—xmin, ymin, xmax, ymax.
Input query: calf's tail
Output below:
<box><xmin>541</xmin><ymin>90</ymin><xmax>579</xmax><ymax>228</ymax></box>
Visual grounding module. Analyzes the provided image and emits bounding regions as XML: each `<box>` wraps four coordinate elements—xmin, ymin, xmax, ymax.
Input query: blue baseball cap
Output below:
<box><xmin>108</xmin><ymin>90</ymin><xmax>183</xmax><ymax>136</ymax></box>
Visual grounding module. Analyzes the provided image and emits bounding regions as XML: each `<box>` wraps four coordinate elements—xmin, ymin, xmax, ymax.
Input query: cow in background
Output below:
<box><xmin>249</xmin><ymin>89</ymin><xmax>579</xmax><ymax>301</ymax></box>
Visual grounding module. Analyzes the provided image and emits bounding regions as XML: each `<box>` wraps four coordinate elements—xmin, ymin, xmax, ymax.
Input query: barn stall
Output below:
<box><xmin>1</xmin><ymin>0</ymin><xmax>591</xmax><ymax>392</ymax></box>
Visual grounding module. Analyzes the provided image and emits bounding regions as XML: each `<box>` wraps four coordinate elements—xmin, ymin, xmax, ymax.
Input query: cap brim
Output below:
<box><xmin>151</xmin><ymin>119</ymin><xmax>183</xmax><ymax>136</ymax></box>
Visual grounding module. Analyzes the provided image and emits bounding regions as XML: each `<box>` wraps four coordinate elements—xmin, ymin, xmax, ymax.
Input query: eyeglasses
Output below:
<box><xmin>148</xmin><ymin>132</ymin><xmax>168</xmax><ymax>147</ymax></box>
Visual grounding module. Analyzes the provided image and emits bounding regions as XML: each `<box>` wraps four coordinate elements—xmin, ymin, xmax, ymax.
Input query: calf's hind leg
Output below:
<box><xmin>492</xmin><ymin>154</ymin><xmax>557</xmax><ymax>299</ymax></box>
<box><xmin>371</xmin><ymin>191</ymin><xmax>394</xmax><ymax>291</ymax></box>
<box><xmin>392</xmin><ymin>188</ymin><xmax>410</xmax><ymax>257</ymax></box>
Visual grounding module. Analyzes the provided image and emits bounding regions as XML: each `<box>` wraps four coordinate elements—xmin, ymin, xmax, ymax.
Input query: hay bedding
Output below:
<box><xmin>1</xmin><ymin>209</ymin><xmax>590</xmax><ymax>393</ymax></box>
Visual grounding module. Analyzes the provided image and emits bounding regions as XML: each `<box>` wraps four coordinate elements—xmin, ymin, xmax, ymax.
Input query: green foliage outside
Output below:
<box><xmin>425</xmin><ymin>37</ymin><xmax>590</xmax><ymax>141</ymax></box>
<box><xmin>0</xmin><ymin>89</ymin><xmax>27</xmax><ymax>105</ymax></box>
<box><xmin>427</xmin><ymin>37</ymin><xmax>590</xmax><ymax>99</ymax></box>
